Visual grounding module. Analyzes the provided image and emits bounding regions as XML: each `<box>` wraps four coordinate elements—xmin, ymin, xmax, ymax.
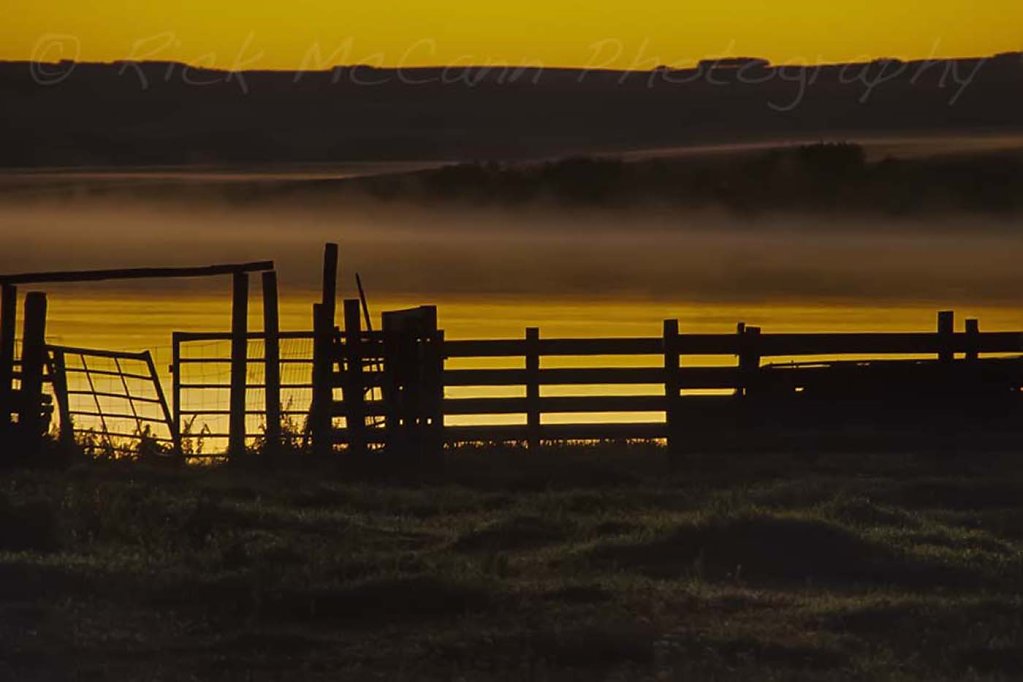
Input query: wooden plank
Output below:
<box><xmin>168</xmin><ymin>330</ymin><xmax>1023</xmax><ymax>357</ymax></box>
<box><xmin>444</xmin><ymin>337</ymin><xmax>662</xmax><ymax>357</ymax></box>
<box><xmin>443</xmin><ymin>367</ymin><xmax>665</xmax><ymax>386</ymax></box>
<box><xmin>261</xmin><ymin>271</ymin><xmax>282</xmax><ymax>450</ymax></box>
<box><xmin>19</xmin><ymin>292</ymin><xmax>47</xmax><ymax>454</ymax></box>
<box><xmin>0</xmin><ymin>261</ymin><xmax>274</xmax><ymax>285</ymax></box>
<box><xmin>442</xmin><ymin>395</ymin><xmax>666</xmax><ymax>415</ymax></box>
<box><xmin>444</xmin><ymin>332</ymin><xmax>1023</xmax><ymax>359</ymax></box>
<box><xmin>525</xmin><ymin>327</ymin><xmax>540</xmax><ymax>449</ymax></box>
<box><xmin>228</xmin><ymin>272</ymin><xmax>249</xmax><ymax>457</ymax></box>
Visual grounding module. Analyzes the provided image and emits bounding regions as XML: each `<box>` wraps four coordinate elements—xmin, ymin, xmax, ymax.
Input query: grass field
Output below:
<box><xmin>1</xmin><ymin>445</ymin><xmax>1022</xmax><ymax>681</ymax></box>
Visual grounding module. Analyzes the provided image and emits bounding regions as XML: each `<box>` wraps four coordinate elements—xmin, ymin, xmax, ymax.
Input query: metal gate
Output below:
<box><xmin>48</xmin><ymin>345</ymin><xmax>176</xmax><ymax>456</ymax></box>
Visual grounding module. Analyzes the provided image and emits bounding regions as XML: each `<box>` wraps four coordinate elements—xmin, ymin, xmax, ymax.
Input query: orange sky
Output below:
<box><xmin>3</xmin><ymin>1</ymin><xmax>1021</xmax><ymax>70</ymax></box>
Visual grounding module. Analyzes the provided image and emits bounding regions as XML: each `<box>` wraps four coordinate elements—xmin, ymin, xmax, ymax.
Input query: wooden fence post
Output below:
<box><xmin>20</xmin><ymin>292</ymin><xmax>47</xmax><ymax>455</ymax></box>
<box><xmin>525</xmin><ymin>327</ymin><xmax>540</xmax><ymax>449</ymax></box>
<box><xmin>228</xmin><ymin>272</ymin><xmax>249</xmax><ymax>457</ymax></box>
<box><xmin>343</xmin><ymin>298</ymin><xmax>366</xmax><ymax>455</ymax></box>
<box><xmin>938</xmin><ymin>310</ymin><xmax>954</xmax><ymax>363</ymax></box>
<box><xmin>0</xmin><ymin>284</ymin><xmax>16</xmax><ymax>451</ymax></box>
<box><xmin>321</xmin><ymin>243</ymin><xmax>338</xmax><ymax>324</ymax></box>
<box><xmin>262</xmin><ymin>271</ymin><xmax>282</xmax><ymax>450</ymax></box>
<box><xmin>663</xmin><ymin>319</ymin><xmax>680</xmax><ymax>455</ymax></box>
<box><xmin>739</xmin><ymin>326</ymin><xmax>761</xmax><ymax>395</ymax></box>
<box><xmin>309</xmin><ymin>243</ymin><xmax>339</xmax><ymax>458</ymax></box>
<box><xmin>310</xmin><ymin>303</ymin><xmax>333</xmax><ymax>457</ymax></box>
<box><xmin>965</xmin><ymin>318</ymin><xmax>979</xmax><ymax>362</ymax></box>
<box><xmin>424</xmin><ymin>325</ymin><xmax>444</xmax><ymax>466</ymax></box>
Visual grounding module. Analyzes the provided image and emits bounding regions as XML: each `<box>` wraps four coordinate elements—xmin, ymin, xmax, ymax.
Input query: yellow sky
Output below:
<box><xmin>3</xmin><ymin>1</ymin><xmax>1021</xmax><ymax>70</ymax></box>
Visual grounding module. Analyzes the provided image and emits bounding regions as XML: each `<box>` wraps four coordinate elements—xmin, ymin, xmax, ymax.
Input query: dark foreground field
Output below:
<box><xmin>1</xmin><ymin>447</ymin><xmax>1022</xmax><ymax>681</ymax></box>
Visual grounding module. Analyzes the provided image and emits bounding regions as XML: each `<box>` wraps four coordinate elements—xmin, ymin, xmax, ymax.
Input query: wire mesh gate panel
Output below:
<box><xmin>171</xmin><ymin>331</ymin><xmax>315</xmax><ymax>455</ymax></box>
<box><xmin>48</xmin><ymin>345</ymin><xmax>175</xmax><ymax>456</ymax></box>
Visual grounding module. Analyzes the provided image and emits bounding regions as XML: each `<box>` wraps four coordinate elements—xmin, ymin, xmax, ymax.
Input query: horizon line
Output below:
<box><xmin>4</xmin><ymin>50</ymin><xmax>1022</xmax><ymax>75</ymax></box>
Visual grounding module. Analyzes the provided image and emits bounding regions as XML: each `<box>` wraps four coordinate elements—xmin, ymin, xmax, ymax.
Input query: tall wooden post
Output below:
<box><xmin>228</xmin><ymin>272</ymin><xmax>249</xmax><ymax>457</ymax></box>
<box><xmin>663</xmin><ymin>319</ymin><xmax>680</xmax><ymax>455</ymax></box>
<box><xmin>0</xmin><ymin>284</ymin><xmax>16</xmax><ymax>446</ymax></box>
<box><xmin>343</xmin><ymin>298</ymin><xmax>366</xmax><ymax>455</ymax></box>
<box><xmin>310</xmin><ymin>303</ymin><xmax>333</xmax><ymax>457</ymax></box>
<box><xmin>965</xmin><ymin>318</ymin><xmax>980</xmax><ymax>362</ymax></box>
<box><xmin>938</xmin><ymin>310</ymin><xmax>954</xmax><ymax>363</ymax></box>
<box><xmin>525</xmin><ymin>327</ymin><xmax>541</xmax><ymax>449</ymax></box>
<box><xmin>321</xmin><ymin>243</ymin><xmax>339</xmax><ymax>324</ymax></box>
<box><xmin>20</xmin><ymin>292</ymin><xmax>47</xmax><ymax>455</ymax></box>
<box><xmin>262</xmin><ymin>271</ymin><xmax>282</xmax><ymax>450</ymax></box>
<box><xmin>309</xmin><ymin>243</ymin><xmax>339</xmax><ymax>458</ymax></box>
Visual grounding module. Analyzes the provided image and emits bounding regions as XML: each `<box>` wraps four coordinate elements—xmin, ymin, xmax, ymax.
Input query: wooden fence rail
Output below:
<box><xmin>169</xmin><ymin>310</ymin><xmax>1023</xmax><ymax>456</ymax></box>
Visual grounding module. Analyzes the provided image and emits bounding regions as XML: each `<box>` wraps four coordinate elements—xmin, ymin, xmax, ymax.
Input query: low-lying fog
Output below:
<box><xmin>2</xmin><ymin>190</ymin><xmax>1022</xmax><ymax>308</ymax></box>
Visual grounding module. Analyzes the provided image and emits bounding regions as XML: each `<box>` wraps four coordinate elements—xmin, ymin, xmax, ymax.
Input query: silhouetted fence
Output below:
<box><xmin>165</xmin><ymin>307</ymin><xmax>1023</xmax><ymax>458</ymax></box>
<box><xmin>5</xmin><ymin>244</ymin><xmax>1023</xmax><ymax>462</ymax></box>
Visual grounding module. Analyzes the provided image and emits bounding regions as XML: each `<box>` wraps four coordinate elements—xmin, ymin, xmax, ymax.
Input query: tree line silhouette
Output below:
<box><xmin>351</xmin><ymin>143</ymin><xmax>1023</xmax><ymax>215</ymax></box>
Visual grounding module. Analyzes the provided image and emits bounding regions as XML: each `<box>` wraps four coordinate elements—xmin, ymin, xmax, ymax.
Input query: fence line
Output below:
<box><xmin>168</xmin><ymin>311</ymin><xmax>1023</xmax><ymax>455</ymax></box>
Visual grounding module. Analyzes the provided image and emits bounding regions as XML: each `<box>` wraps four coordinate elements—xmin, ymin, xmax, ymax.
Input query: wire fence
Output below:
<box><xmin>174</xmin><ymin>333</ymin><xmax>316</xmax><ymax>454</ymax></box>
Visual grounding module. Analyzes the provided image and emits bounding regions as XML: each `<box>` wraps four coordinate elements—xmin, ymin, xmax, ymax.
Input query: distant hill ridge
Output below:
<box><xmin>1</xmin><ymin>54</ymin><xmax>1021</xmax><ymax>167</ymax></box>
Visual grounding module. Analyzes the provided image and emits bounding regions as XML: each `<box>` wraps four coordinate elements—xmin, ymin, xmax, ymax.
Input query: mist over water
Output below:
<box><xmin>4</xmin><ymin>187</ymin><xmax>1023</xmax><ymax>306</ymax></box>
